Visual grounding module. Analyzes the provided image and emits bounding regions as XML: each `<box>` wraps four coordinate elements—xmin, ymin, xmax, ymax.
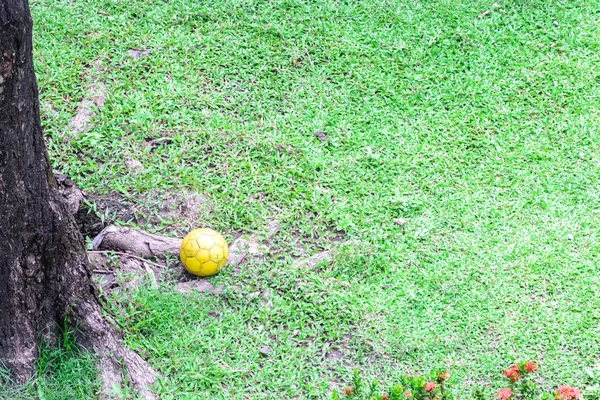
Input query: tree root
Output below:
<box><xmin>74</xmin><ymin>299</ymin><xmax>156</xmax><ymax>399</ymax></box>
<box><xmin>94</xmin><ymin>225</ymin><xmax>182</xmax><ymax>258</ymax></box>
<box><xmin>90</xmin><ymin>250</ymin><xmax>167</xmax><ymax>269</ymax></box>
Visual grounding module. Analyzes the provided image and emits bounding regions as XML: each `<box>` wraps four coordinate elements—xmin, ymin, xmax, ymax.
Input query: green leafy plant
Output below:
<box><xmin>333</xmin><ymin>368</ymin><xmax>451</xmax><ymax>400</ymax></box>
<box><xmin>495</xmin><ymin>362</ymin><xmax>583</xmax><ymax>400</ymax></box>
<box><xmin>333</xmin><ymin>363</ymin><xmax>584</xmax><ymax>400</ymax></box>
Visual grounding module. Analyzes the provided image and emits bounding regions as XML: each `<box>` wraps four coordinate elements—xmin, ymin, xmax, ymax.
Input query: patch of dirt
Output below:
<box><xmin>286</xmin><ymin>222</ymin><xmax>345</xmax><ymax>246</ymax></box>
<box><xmin>292</xmin><ymin>237</ymin><xmax>360</xmax><ymax>270</ymax></box>
<box><xmin>84</xmin><ymin>199</ymin><xmax>352</xmax><ymax>315</ymax></box>
<box><xmin>176</xmin><ymin>280</ymin><xmax>223</xmax><ymax>295</ymax></box>
<box><xmin>66</xmin><ymin>60</ymin><xmax>106</xmax><ymax>141</ymax></box>
<box><xmin>76</xmin><ymin>193</ymin><xmax>136</xmax><ymax>239</ymax></box>
<box><xmin>135</xmin><ymin>191</ymin><xmax>211</xmax><ymax>236</ymax></box>
<box><xmin>68</xmin><ymin>81</ymin><xmax>105</xmax><ymax>135</ymax></box>
<box><xmin>323</xmin><ymin>334</ymin><xmax>354</xmax><ymax>367</ymax></box>
<box><xmin>90</xmin><ymin>251</ymin><xmax>160</xmax><ymax>294</ymax></box>
<box><xmin>325</xmin><ymin>348</ymin><xmax>344</xmax><ymax>362</ymax></box>
<box><xmin>124</xmin><ymin>157</ymin><xmax>143</xmax><ymax>174</ymax></box>
<box><xmin>75</xmin><ymin>190</ymin><xmax>212</xmax><ymax>239</ymax></box>
<box><xmin>227</xmin><ymin>220</ymin><xmax>280</xmax><ymax>266</ymax></box>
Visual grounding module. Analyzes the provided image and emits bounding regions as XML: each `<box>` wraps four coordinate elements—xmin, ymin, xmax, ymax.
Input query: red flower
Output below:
<box><xmin>343</xmin><ymin>387</ymin><xmax>353</xmax><ymax>395</ymax></box>
<box><xmin>381</xmin><ymin>396</ymin><xmax>389</xmax><ymax>400</ymax></box>
<box><xmin>438</xmin><ymin>371</ymin><xmax>450</xmax><ymax>383</ymax></box>
<box><xmin>424</xmin><ymin>381</ymin><xmax>437</xmax><ymax>392</ymax></box>
<box><xmin>503</xmin><ymin>365</ymin><xmax>520</xmax><ymax>382</ymax></box>
<box><xmin>496</xmin><ymin>388</ymin><xmax>513</xmax><ymax>400</ymax></box>
<box><xmin>523</xmin><ymin>361</ymin><xmax>538</xmax><ymax>373</ymax></box>
<box><xmin>555</xmin><ymin>385</ymin><xmax>582</xmax><ymax>400</ymax></box>
<box><xmin>403</xmin><ymin>390</ymin><xmax>411</xmax><ymax>398</ymax></box>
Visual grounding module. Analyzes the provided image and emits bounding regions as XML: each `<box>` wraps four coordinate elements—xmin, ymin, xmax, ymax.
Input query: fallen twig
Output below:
<box><xmin>477</xmin><ymin>9</ymin><xmax>491</xmax><ymax>18</ymax></box>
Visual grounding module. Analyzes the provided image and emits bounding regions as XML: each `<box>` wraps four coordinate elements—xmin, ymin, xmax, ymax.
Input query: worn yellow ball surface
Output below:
<box><xmin>180</xmin><ymin>228</ymin><xmax>228</xmax><ymax>277</ymax></box>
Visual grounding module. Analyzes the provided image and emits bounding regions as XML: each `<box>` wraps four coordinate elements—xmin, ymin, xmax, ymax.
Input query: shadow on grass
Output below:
<box><xmin>0</xmin><ymin>326</ymin><xmax>101</xmax><ymax>400</ymax></box>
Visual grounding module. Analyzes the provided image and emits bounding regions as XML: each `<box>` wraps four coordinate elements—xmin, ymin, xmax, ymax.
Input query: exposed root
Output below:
<box><xmin>89</xmin><ymin>250</ymin><xmax>166</xmax><ymax>269</ymax></box>
<box><xmin>66</xmin><ymin>60</ymin><xmax>105</xmax><ymax>141</ymax></box>
<box><xmin>74</xmin><ymin>300</ymin><xmax>156</xmax><ymax>399</ymax></box>
<box><xmin>94</xmin><ymin>225</ymin><xmax>181</xmax><ymax>258</ymax></box>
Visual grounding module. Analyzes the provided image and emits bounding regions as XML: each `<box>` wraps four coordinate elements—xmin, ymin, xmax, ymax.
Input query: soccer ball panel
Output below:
<box><xmin>209</xmin><ymin>245</ymin><xmax>225</xmax><ymax>263</ymax></box>
<box><xmin>183</xmin><ymin>241</ymin><xmax>199</xmax><ymax>258</ymax></box>
<box><xmin>201</xmin><ymin>260</ymin><xmax>220</xmax><ymax>276</ymax></box>
<box><xmin>196</xmin><ymin>234</ymin><xmax>215</xmax><ymax>251</ymax></box>
<box><xmin>213</xmin><ymin>233</ymin><xmax>227</xmax><ymax>249</ymax></box>
<box><xmin>196</xmin><ymin>249</ymin><xmax>211</xmax><ymax>264</ymax></box>
<box><xmin>184</xmin><ymin>256</ymin><xmax>202</xmax><ymax>275</ymax></box>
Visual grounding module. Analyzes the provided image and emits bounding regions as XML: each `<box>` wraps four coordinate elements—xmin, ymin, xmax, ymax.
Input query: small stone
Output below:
<box><xmin>566</xmin><ymin>234</ymin><xmax>574</xmax><ymax>241</ymax></box>
<box><xmin>579</xmin><ymin>152</ymin><xmax>585</xmax><ymax>159</ymax></box>
<box><xmin>393</xmin><ymin>218</ymin><xmax>407</xmax><ymax>226</ymax></box>
<box><xmin>124</xmin><ymin>157</ymin><xmax>143</xmax><ymax>173</ymax></box>
<box><xmin>294</xmin><ymin>250</ymin><xmax>331</xmax><ymax>268</ymax></box>
<box><xmin>265</xmin><ymin>221</ymin><xmax>280</xmax><ymax>236</ymax></box>
<box><xmin>260</xmin><ymin>298</ymin><xmax>273</xmax><ymax>311</ymax></box>
<box><xmin>127</xmin><ymin>49</ymin><xmax>151</xmax><ymax>59</ymax></box>
<box><xmin>553</xmin><ymin>21</ymin><xmax>559</xmax><ymax>27</ymax></box>
<box><xmin>259</xmin><ymin>347</ymin><xmax>271</xmax><ymax>357</ymax></box>
<box><xmin>314</xmin><ymin>131</ymin><xmax>327</xmax><ymax>141</ymax></box>
<box><xmin>326</xmin><ymin>348</ymin><xmax>344</xmax><ymax>361</ymax></box>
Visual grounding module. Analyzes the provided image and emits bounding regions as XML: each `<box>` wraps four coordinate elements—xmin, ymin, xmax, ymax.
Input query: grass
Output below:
<box><xmin>16</xmin><ymin>0</ymin><xmax>600</xmax><ymax>398</ymax></box>
<box><xmin>0</xmin><ymin>327</ymin><xmax>101</xmax><ymax>400</ymax></box>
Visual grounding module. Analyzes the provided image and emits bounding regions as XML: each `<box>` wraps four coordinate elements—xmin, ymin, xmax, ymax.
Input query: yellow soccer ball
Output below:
<box><xmin>180</xmin><ymin>228</ymin><xmax>228</xmax><ymax>277</ymax></box>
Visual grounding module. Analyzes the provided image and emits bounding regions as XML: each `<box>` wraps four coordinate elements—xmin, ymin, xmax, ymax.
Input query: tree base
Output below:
<box><xmin>75</xmin><ymin>300</ymin><xmax>156</xmax><ymax>400</ymax></box>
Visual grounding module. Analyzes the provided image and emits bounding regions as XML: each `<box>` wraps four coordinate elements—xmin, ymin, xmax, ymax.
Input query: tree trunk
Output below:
<box><xmin>0</xmin><ymin>1</ymin><xmax>155</xmax><ymax>397</ymax></box>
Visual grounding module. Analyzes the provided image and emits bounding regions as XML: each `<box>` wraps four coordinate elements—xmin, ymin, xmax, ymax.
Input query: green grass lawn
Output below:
<box><xmin>9</xmin><ymin>0</ymin><xmax>600</xmax><ymax>398</ymax></box>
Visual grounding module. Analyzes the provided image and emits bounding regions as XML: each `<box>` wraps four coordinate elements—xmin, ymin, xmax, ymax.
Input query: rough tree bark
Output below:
<box><xmin>0</xmin><ymin>1</ymin><xmax>155</xmax><ymax>397</ymax></box>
